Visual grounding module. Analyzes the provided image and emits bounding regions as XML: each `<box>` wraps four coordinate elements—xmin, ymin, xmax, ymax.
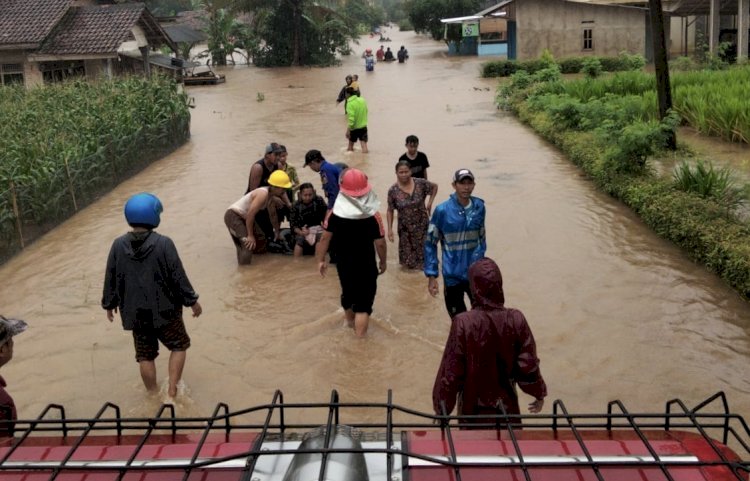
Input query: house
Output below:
<box><xmin>442</xmin><ymin>0</ymin><xmax>649</xmax><ymax>59</ymax></box>
<box><xmin>441</xmin><ymin>0</ymin><xmax>650</xmax><ymax>59</ymax></box>
<box><xmin>0</xmin><ymin>0</ymin><xmax>178</xmax><ymax>88</ymax></box>
<box><xmin>586</xmin><ymin>0</ymin><xmax>749</xmax><ymax>61</ymax></box>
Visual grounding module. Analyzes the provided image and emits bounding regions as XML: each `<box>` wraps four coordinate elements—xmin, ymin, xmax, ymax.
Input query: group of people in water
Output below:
<box><xmin>0</xmin><ymin>74</ymin><xmax>547</xmax><ymax>433</ymax></box>
<box><xmin>363</xmin><ymin>45</ymin><xmax>408</xmax><ymax>70</ymax></box>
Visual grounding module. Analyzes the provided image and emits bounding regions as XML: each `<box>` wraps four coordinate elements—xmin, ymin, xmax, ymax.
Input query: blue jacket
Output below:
<box><xmin>320</xmin><ymin>161</ymin><xmax>341</xmax><ymax>209</ymax></box>
<box><xmin>424</xmin><ymin>193</ymin><xmax>486</xmax><ymax>286</ymax></box>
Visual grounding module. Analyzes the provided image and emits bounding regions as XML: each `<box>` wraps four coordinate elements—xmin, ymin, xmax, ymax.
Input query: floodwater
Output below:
<box><xmin>1</xmin><ymin>29</ymin><xmax>749</xmax><ymax>427</ymax></box>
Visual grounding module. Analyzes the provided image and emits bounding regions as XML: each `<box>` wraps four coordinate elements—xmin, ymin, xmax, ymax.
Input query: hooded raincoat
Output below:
<box><xmin>102</xmin><ymin>231</ymin><xmax>199</xmax><ymax>330</ymax></box>
<box><xmin>432</xmin><ymin>258</ymin><xmax>547</xmax><ymax>419</ymax></box>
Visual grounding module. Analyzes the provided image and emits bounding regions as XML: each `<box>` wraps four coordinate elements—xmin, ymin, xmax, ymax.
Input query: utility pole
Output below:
<box><xmin>648</xmin><ymin>0</ymin><xmax>677</xmax><ymax>149</ymax></box>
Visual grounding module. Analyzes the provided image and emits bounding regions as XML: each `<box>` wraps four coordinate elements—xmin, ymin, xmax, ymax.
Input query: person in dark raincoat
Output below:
<box><xmin>432</xmin><ymin>257</ymin><xmax>546</xmax><ymax>424</ymax></box>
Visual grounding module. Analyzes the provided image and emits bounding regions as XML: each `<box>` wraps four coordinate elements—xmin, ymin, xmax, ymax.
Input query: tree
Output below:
<box><xmin>235</xmin><ymin>0</ymin><xmax>356</xmax><ymax>66</ymax></box>
<box><xmin>648</xmin><ymin>0</ymin><xmax>676</xmax><ymax>150</ymax></box>
<box><xmin>405</xmin><ymin>0</ymin><xmax>479</xmax><ymax>40</ymax></box>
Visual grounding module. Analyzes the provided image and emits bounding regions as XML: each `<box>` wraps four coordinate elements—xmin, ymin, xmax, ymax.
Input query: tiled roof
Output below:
<box><xmin>0</xmin><ymin>0</ymin><xmax>72</xmax><ymax>46</ymax></box>
<box><xmin>37</xmin><ymin>4</ymin><xmax>147</xmax><ymax>55</ymax></box>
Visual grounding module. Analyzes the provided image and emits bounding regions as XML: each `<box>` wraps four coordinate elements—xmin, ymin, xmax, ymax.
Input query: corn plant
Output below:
<box><xmin>0</xmin><ymin>76</ymin><xmax>190</xmax><ymax>261</ymax></box>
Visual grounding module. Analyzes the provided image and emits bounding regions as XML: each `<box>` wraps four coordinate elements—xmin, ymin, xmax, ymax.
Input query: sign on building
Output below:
<box><xmin>462</xmin><ymin>23</ymin><xmax>479</xmax><ymax>37</ymax></box>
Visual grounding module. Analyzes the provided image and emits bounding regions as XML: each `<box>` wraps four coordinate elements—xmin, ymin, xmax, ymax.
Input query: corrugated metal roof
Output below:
<box><xmin>162</xmin><ymin>24</ymin><xmax>207</xmax><ymax>44</ymax></box>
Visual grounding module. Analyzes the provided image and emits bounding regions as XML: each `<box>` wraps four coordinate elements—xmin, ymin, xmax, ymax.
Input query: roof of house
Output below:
<box><xmin>0</xmin><ymin>0</ymin><xmax>72</xmax><ymax>47</ymax></box>
<box><xmin>37</xmin><ymin>3</ymin><xmax>176</xmax><ymax>55</ymax></box>
<box><xmin>572</xmin><ymin>0</ymin><xmax>741</xmax><ymax>15</ymax></box>
<box><xmin>162</xmin><ymin>24</ymin><xmax>207</xmax><ymax>44</ymax></box>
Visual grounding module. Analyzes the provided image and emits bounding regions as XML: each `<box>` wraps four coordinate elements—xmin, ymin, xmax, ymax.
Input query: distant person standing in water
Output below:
<box><xmin>399</xmin><ymin>134</ymin><xmax>430</xmax><ymax>179</ymax></box>
<box><xmin>316</xmin><ymin>169</ymin><xmax>387</xmax><ymax>337</ymax></box>
<box><xmin>345</xmin><ymin>87</ymin><xmax>369</xmax><ymax>153</ymax></box>
<box><xmin>384</xmin><ymin>47</ymin><xmax>394</xmax><ymax>61</ymax></box>
<box><xmin>424</xmin><ymin>169</ymin><xmax>486</xmax><ymax>318</ymax></box>
<box><xmin>102</xmin><ymin>193</ymin><xmax>202</xmax><ymax>400</ymax></box>
<box><xmin>0</xmin><ymin>315</ymin><xmax>27</xmax><ymax>437</ymax></box>
<box><xmin>397</xmin><ymin>45</ymin><xmax>408</xmax><ymax>63</ymax></box>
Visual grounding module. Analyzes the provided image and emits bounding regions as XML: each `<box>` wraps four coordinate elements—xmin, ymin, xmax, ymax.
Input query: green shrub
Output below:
<box><xmin>670</xmin><ymin>56</ymin><xmax>697</xmax><ymax>71</ymax></box>
<box><xmin>582</xmin><ymin>57</ymin><xmax>603</xmax><ymax>78</ymax></box>
<box><xmin>481</xmin><ymin>60</ymin><xmax>517</xmax><ymax>78</ymax></box>
<box><xmin>533</xmin><ymin>65</ymin><xmax>562</xmax><ymax>83</ymax></box>
<box><xmin>558</xmin><ymin>57</ymin><xmax>584</xmax><ymax>74</ymax></box>
<box><xmin>517</xmin><ymin>59</ymin><xmax>551</xmax><ymax>74</ymax></box>
<box><xmin>614</xmin><ymin>52</ymin><xmax>646</xmax><ymax>71</ymax></box>
<box><xmin>672</xmin><ymin>159</ymin><xmax>746</xmax><ymax>211</ymax></box>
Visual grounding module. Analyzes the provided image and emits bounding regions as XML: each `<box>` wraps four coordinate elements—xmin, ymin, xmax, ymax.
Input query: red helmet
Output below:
<box><xmin>339</xmin><ymin>168</ymin><xmax>371</xmax><ymax>197</ymax></box>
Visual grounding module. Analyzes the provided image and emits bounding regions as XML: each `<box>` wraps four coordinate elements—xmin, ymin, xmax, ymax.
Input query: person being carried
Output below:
<box><xmin>316</xmin><ymin>169</ymin><xmax>387</xmax><ymax>337</ymax></box>
<box><xmin>433</xmin><ymin>257</ymin><xmax>547</xmax><ymax>425</ymax></box>
<box><xmin>102</xmin><ymin>193</ymin><xmax>203</xmax><ymax>400</ymax></box>
<box><xmin>225</xmin><ymin>170</ymin><xmax>294</xmax><ymax>264</ymax></box>
<box><xmin>384</xmin><ymin>47</ymin><xmax>395</xmax><ymax>61</ymax></box>
<box><xmin>364</xmin><ymin>50</ymin><xmax>375</xmax><ymax>72</ymax></box>
<box><xmin>424</xmin><ymin>169</ymin><xmax>486</xmax><ymax>318</ymax></box>
<box><xmin>399</xmin><ymin>134</ymin><xmax>430</xmax><ymax>179</ymax></box>
<box><xmin>291</xmin><ymin>183</ymin><xmax>328</xmax><ymax>256</ymax></box>
<box><xmin>345</xmin><ymin>87</ymin><xmax>369</xmax><ymax>153</ymax></box>
<box><xmin>0</xmin><ymin>315</ymin><xmax>27</xmax><ymax>438</ymax></box>
<box><xmin>336</xmin><ymin>75</ymin><xmax>354</xmax><ymax>112</ymax></box>
<box><xmin>350</xmin><ymin>74</ymin><xmax>361</xmax><ymax>95</ymax></box>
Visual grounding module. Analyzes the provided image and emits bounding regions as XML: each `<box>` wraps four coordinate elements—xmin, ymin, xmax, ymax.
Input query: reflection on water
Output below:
<box><xmin>0</xmin><ymin>30</ymin><xmax>749</xmax><ymax>425</ymax></box>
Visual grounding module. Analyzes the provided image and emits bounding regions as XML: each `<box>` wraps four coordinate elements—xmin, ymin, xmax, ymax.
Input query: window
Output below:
<box><xmin>40</xmin><ymin>60</ymin><xmax>85</xmax><ymax>84</ymax></box>
<box><xmin>583</xmin><ymin>28</ymin><xmax>593</xmax><ymax>50</ymax></box>
<box><xmin>1</xmin><ymin>63</ymin><xmax>24</xmax><ymax>86</ymax></box>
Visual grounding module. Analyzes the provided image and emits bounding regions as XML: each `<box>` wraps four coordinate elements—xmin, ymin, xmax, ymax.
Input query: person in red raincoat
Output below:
<box><xmin>432</xmin><ymin>257</ymin><xmax>547</xmax><ymax>424</ymax></box>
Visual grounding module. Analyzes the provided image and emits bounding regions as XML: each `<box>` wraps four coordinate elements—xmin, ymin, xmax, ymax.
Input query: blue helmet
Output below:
<box><xmin>124</xmin><ymin>193</ymin><xmax>163</xmax><ymax>228</ymax></box>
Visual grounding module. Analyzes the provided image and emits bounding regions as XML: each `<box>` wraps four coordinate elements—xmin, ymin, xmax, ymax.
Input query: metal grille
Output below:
<box><xmin>0</xmin><ymin>391</ymin><xmax>748</xmax><ymax>481</ymax></box>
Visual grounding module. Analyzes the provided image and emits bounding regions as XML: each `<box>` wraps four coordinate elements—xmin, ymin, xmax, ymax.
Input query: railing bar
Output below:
<box><xmin>240</xmin><ymin>390</ymin><xmax>283</xmax><ymax>481</ymax></box>
<box><xmin>438</xmin><ymin>400</ymin><xmax>462</xmax><ymax>481</ymax></box>
<box><xmin>318</xmin><ymin>390</ymin><xmax>339</xmax><ymax>481</ymax></box>
<box><xmin>609</xmin><ymin>400</ymin><xmax>675</xmax><ymax>481</ymax></box>
<box><xmin>181</xmin><ymin>402</ymin><xmax>229</xmax><ymax>481</ymax></box>
<box><xmin>495</xmin><ymin>402</ymin><xmax>531</xmax><ymax>481</ymax></box>
<box><xmin>0</xmin><ymin>404</ymin><xmax>66</xmax><ymax>466</ymax></box>
<box><xmin>386</xmin><ymin>390</ymin><xmax>393</xmax><ymax>481</ymax></box>
<box><xmin>119</xmin><ymin>403</ymin><xmax>175</xmax><ymax>481</ymax></box>
<box><xmin>663</xmin><ymin>396</ymin><xmax>735</xmax><ymax>468</ymax></box>
<box><xmin>555</xmin><ymin>400</ymin><xmax>605</xmax><ymax>481</ymax></box>
<box><xmin>50</xmin><ymin>402</ymin><xmax>121</xmax><ymax>481</ymax></box>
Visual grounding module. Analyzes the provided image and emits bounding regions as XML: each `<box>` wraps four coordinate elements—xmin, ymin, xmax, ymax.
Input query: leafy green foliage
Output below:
<box><xmin>502</xmin><ymin>65</ymin><xmax>750</xmax><ymax>299</ymax></box>
<box><xmin>581</xmin><ymin>57</ymin><xmax>603</xmax><ymax>78</ymax></box>
<box><xmin>482</xmin><ymin>52</ymin><xmax>646</xmax><ymax>78</ymax></box>
<box><xmin>405</xmin><ymin>0</ymin><xmax>480</xmax><ymax>40</ymax></box>
<box><xmin>672</xmin><ymin>160</ymin><xmax>746</xmax><ymax>210</ymax></box>
<box><xmin>0</xmin><ymin>77</ymin><xmax>190</xmax><ymax>261</ymax></box>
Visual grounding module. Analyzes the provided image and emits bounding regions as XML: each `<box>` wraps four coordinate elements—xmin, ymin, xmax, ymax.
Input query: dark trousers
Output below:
<box><xmin>444</xmin><ymin>281</ymin><xmax>473</xmax><ymax>319</ymax></box>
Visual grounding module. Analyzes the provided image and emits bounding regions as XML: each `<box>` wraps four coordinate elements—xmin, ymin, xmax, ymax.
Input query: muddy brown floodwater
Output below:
<box><xmin>1</xmin><ymin>30</ymin><xmax>749</xmax><ymax>426</ymax></box>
